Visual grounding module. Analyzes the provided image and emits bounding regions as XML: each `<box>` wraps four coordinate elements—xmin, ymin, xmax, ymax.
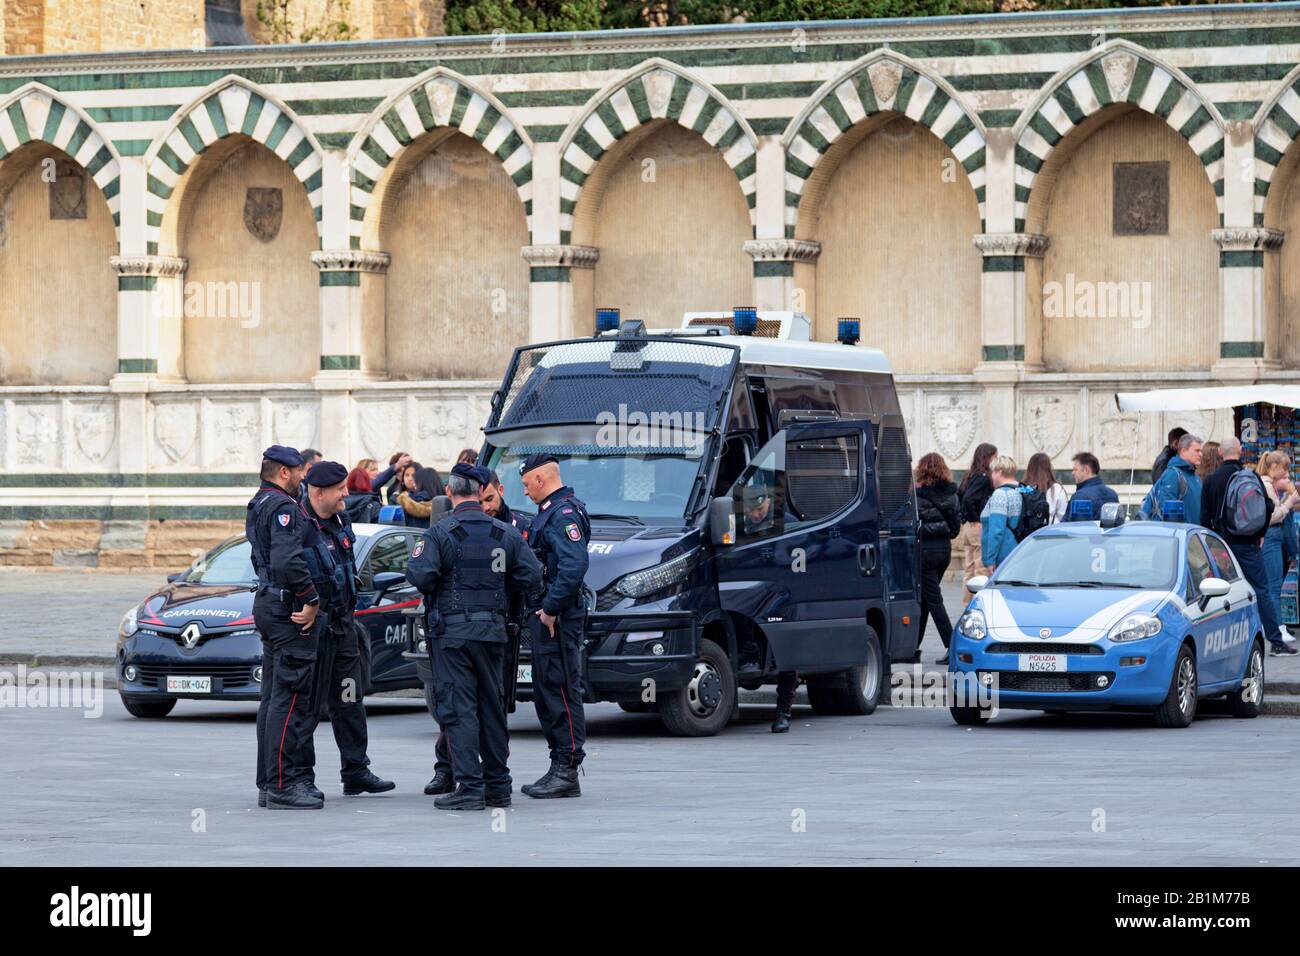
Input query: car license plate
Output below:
<box><xmin>166</xmin><ymin>675</ymin><xmax>211</xmax><ymax>693</ymax></box>
<box><xmin>1018</xmin><ymin>654</ymin><xmax>1066</xmax><ymax>673</ymax></box>
<box><xmin>516</xmin><ymin>665</ymin><xmax>532</xmax><ymax>685</ymax></box>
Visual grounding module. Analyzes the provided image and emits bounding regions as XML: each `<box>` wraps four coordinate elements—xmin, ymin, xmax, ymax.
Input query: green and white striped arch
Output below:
<box><xmin>0</xmin><ymin>83</ymin><xmax>122</xmax><ymax>234</ymax></box>
<box><xmin>782</xmin><ymin>52</ymin><xmax>986</xmax><ymax>238</ymax></box>
<box><xmin>347</xmin><ymin>68</ymin><xmax>533</xmax><ymax>250</ymax></box>
<box><xmin>558</xmin><ymin>59</ymin><xmax>759</xmax><ymax>243</ymax></box>
<box><xmin>144</xmin><ymin>78</ymin><xmax>325</xmax><ymax>254</ymax></box>
<box><xmin>1014</xmin><ymin>41</ymin><xmax>1226</xmax><ymax>230</ymax></box>
<box><xmin>1253</xmin><ymin>65</ymin><xmax>1300</xmax><ymax>226</ymax></box>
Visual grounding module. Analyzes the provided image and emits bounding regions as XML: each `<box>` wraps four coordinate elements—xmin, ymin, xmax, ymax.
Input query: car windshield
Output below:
<box><xmin>487</xmin><ymin>447</ymin><xmax>702</xmax><ymax>523</ymax></box>
<box><xmin>182</xmin><ymin>539</ymin><xmax>256</xmax><ymax>585</ymax></box>
<box><xmin>992</xmin><ymin>533</ymin><xmax>1178</xmax><ymax>590</ymax></box>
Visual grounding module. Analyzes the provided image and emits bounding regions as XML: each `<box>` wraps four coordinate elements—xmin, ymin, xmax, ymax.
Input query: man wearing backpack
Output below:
<box><xmin>1202</xmin><ymin>437</ymin><xmax>1296</xmax><ymax>656</ymax></box>
<box><xmin>1139</xmin><ymin>433</ymin><xmax>1202</xmax><ymax>523</ymax></box>
<box><xmin>980</xmin><ymin>456</ymin><xmax>1046</xmax><ymax>572</ymax></box>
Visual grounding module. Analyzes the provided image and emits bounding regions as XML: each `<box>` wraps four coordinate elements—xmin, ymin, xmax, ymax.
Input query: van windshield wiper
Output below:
<box><xmin>587</xmin><ymin>513</ymin><xmax>645</xmax><ymax>525</ymax></box>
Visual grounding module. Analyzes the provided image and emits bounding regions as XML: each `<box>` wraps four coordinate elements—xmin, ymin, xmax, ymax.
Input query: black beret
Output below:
<box><xmin>262</xmin><ymin>445</ymin><xmax>303</xmax><ymax>468</ymax></box>
<box><xmin>451</xmin><ymin>461</ymin><xmax>488</xmax><ymax>485</ymax></box>
<box><xmin>519</xmin><ymin>453</ymin><xmax>559</xmax><ymax>477</ymax></box>
<box><xmin>304</xmin><ymin>460</ymin><xmax>348</xmax><ymax>487</ymax></box>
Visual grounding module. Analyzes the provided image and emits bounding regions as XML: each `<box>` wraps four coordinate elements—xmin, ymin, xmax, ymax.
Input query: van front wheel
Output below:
<box><xmin>658</xmin><ymin>639</ymin><xmax>735</xmax><ymax>737</ymax></box>
<box><xmin>806</xmin><ymin>626</ymin><xmax>884</xmax><ymax>716</ymax></box>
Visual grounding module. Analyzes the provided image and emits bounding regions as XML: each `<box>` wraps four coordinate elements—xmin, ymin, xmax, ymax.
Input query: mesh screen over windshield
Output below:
<box><xmin>493</xmin><ymin>339</ymin><xmax>736</xmax><ymax>431</ymax></box>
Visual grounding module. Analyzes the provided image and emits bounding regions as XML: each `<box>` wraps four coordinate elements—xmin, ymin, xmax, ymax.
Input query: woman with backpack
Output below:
<box><xmin>1258</xmin><ymin>451</ymin><xmax>1300</xmax><ymax>643</ymax></box>
<box><xmin>958</xmin><ymin>443</ymin><xmax>998</xmax><ymax>601</ymax></box>
<box><xmin>980</xmin><ymin>456</ymin><xmax>1024</xmax><ymax>572</ymax></box>
<box><xmin>915</xmin><ymin>453</ymin><xmax>961</xmax><ymax>665</ymax></box>
<box><xmin>1025</xmin><ymin>452</ymin><xmax>1068</xmax><ymax>524</ymax></box>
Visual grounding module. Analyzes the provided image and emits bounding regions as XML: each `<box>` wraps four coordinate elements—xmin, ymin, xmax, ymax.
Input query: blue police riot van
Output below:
<box><xmin>408</xmin><ymin>309</ymin><xmax>922</xmax><ymax>736</ymax></box>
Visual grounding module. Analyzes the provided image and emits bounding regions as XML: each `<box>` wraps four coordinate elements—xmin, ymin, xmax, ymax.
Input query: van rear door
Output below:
<box><xmin>713</xmin><ymin>420</ymin><xmax>883</xmax><ymax>673</ymax></box>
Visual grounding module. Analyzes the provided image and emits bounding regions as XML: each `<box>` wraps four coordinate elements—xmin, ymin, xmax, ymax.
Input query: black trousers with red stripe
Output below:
<box><xmin>529</xmin><ymin>612</ymin><xmax>586</xmax><ymax>768</ymax></box>
<box><xmin>301</xmin><ymin>613</ymin><xmax>371</xmax><ymax>784</ymax></box>
<box><xmin>254</xmin><ymin>601</ymin><xmax>321</xmax><ymax>793</ymax></box>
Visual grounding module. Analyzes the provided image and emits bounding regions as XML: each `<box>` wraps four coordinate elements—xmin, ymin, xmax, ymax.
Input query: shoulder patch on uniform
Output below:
<box><xmin>277</xmin><ymin>513</ymin><xmax>291</xmax><ymax>527</ymax></box>
<box><xmin>561</xmin><ymin>507</ymin><xmax>573</xmax><ymax>515</ymax></box>
<box><xmin>412</xmin><ymin>539</ymin><xmax>425</xmax><ymax>558</ymax></box>
<box><xmin>565</xmin><ymin>523</ymin><xmax>581</xmax><ymax>541</ymax></box>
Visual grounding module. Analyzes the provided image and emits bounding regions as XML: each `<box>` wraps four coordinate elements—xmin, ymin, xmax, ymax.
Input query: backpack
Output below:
<box><xmin>1220</xmin><ymin>469</ymin><xmax>1268</xmax><ymax>537</ymax></box>
<box><xmin>1139</xmin><ymin>470</ymin><xmax>1187</xmax><ymax>522</ymax></box>
<box><xmin>1013</xmin><ymin>485</ymin><xmax>1051</xmax><ymax>542</ymax></box>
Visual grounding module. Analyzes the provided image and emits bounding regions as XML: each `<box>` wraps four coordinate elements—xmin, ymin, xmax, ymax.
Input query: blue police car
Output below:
<box><xmin>950</xmin><ymin>514</ymin><xmax>1266</xmax><ymax>727</ymax></box>
<box><xmin>115</xmin><ymin>523</ymin><xmax>424</xmax><ymax>718</ymax></box>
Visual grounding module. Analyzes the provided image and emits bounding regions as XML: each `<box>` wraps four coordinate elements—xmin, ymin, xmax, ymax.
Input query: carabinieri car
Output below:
<box><xmin>951</xmin><ymin>513</ymin><xmax>1266</xmax><ymax>727</ymax></box>
<box><xmin>115</xmin><ymin>523</ymin><xmax>425</xmax><ymax>717</ymax></box>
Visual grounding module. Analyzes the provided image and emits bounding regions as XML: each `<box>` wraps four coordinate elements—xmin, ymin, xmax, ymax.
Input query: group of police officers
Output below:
<box><xmin>246</xmin><ymin>444</ymin><xmax>592</xmax><ymax>811</ymax></box>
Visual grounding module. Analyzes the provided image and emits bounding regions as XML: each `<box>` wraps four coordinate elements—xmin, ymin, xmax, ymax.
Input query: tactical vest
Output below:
<box><xmin>529</xmin><ymin>493</ymin><xmax>590</xmax><ymax>585</ymax></box>
<box><xmin>319</xmin><ymin>519</ymin><xmax>358</xmax><ymax>610</ymax></box>
<box><xmin>247</xmin><ymin>486</ymin><xmax>300</xmax><ymax>587</ymax></box>
<box><xmin>436</xmin><ymin>515</ymin><xmax>508</xmax><ymax>622</ymax></box>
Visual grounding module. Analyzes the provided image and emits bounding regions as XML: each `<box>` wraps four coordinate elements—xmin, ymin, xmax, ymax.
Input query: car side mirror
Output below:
<box><xmin>166</xmin><ymin>571</ymin><xmax>184</xmax><ymax>583</ymax></box>
<box><xmin>372</xmin><ymin>571</ymin><xmax>406</xmax><ymax>598</ymax></box>
<box><xmin>1198</xmin><ymin>576</ymin><xmax>1230</xmax><ymax>610</ymax></box>
<box><xmin>967</xmin><ymin>575</ymin><xmax>989</xmax><ymax>592</ymax></box>
<box><xmin>710</xmin><ymin>496</ymin><xmax>736</xmax><ymax>546</ymax></box>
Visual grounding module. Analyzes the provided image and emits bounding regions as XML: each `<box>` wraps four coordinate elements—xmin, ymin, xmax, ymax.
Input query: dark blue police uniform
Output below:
<box><xmin>522</xmin><ymin>472</ymin><xmax>591</xmax><ymax>792</ymax></box>
<box><xmin>247</xmin><ymin>446</ymin><xmax>325</xmax><ymax>808</ymax></box>
<box><xmin>406</xmin><ymin>470</ymin><xmax>542</xmax><ymax>809</ymax></box>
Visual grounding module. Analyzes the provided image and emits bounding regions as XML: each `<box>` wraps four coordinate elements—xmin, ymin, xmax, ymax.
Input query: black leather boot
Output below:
<box><xmin>423</xmin><ymin>770</ymin><xmax>455</xmax><ymax>795</ymax></box>
<box><xmin>267</xmin><ymin>782</ymin><xmax>324</xmax><ymax>810</ymax></box>
<box><xmin>306</xmin><ymin>782</ymin><xmax>324</xmax><ymax>801</ymax></box>
<box><xmin>257</xmin><ymin>790</ymin><xmax>267</xmax><ymax>808</ymax></box>
<box><xmin>434</xmin><ymin>786</ymin><xmax>486</xmax><ymax>811</ymax></box>
<box><xmin>520</xmin><ymin>763</ymin><xmax>557</xmax><ymax>797</ymax></box>
<box><xmin>343</xmin><ymin>770</ymin><xmax>395</xmax><ymax>796</ymax></box>
<box><xmin>771</xmin><ymin>707</ymin><xmax>792</xmax><ymax>733</ymax></box>
<box><xmin>525</xmin><ymin>763</ymin><xmax>581</xmax><ymax>799</ymax></box>
<box><xmin>485</xmin><ymin>787</ymin><xmax>512</xmax><ymax>808</ymax></box>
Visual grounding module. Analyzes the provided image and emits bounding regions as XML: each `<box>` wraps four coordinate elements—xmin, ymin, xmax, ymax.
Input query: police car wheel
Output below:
<box><xmin>120</xmin><ymin>695</ymin><xmax>176</xmax><ymax>719</ymax></box>
<box><xmin>950</xmin><ymin>705</ymin><xmax>992</xmax><ymax>726</ymax></box>
<box><xmin>1229</xmin><ymin>640</ymin><xmax>1265</xmax><ymax>719</ymax></box>
<box><xmin>1154</xmin><ymin>643</ymin><xmax>1197</xmax><ymax>728</ymax></box>
<box><xmin>806</xmin><ymin>626</ymin><xmax>884</xmax><ymax>716</ymax></box>
<box><xmin>658</xmin><ymin>639</ymin><xmax>735</xmax><ymax>737</ymax></box>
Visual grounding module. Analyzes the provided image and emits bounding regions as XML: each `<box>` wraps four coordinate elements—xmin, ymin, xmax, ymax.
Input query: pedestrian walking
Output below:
<box><xmin>915</xmin><ymin>452</ymin><xmax>961</xmax><ymax>664</ymax></box>
<box><xmin>958</xmin><ymin>442</ymin><xmax>997</xmax><ymax>601</ymax></box>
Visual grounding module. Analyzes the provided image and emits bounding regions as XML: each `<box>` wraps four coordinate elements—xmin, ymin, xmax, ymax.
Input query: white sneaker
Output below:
<box><xmin>1282</xmin><ymin>627</ymin><xmax>1297</xmax><ymax>644</ymax></box>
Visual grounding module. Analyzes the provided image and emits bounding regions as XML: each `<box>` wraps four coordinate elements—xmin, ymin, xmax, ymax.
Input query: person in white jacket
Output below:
<box><xmin>1026</xmin><ymin>453</ymin><xmax>1068</xmax><ymax>524</ymax></box>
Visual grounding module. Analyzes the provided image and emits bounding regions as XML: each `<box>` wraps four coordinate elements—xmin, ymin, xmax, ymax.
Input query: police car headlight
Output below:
<box><xmin>616</xmin><ymin>550</ymin><xmax>699</xmax><ymax>599</ymax></box>
<box><xmin>957</xmin><ymin>608</ymin><xmax>987</xmax><ymax>641</ymax></box>
<box><xmin>119</xmin><ymin>605</ymin><xmax>139</xmax><ymax>638</ymax></box>
<box><xmin>1108</xmin><ymin>613</ymin><xmax>1162</xmax><ymax>643</ymax></box>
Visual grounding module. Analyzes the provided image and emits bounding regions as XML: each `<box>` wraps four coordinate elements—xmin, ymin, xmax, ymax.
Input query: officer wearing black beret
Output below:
<box><xmin>247</xmin><ymin>445</ymin><xmax>326</xmax><ymax>810</ymax></box>
<box><xmin>517</xmin><ymin>453</ymin><xmax>591</xmax><ymax>799</ymax></box>
<box><xmin>406</xmin><ymin>461</ymin><xmax>542</xmax><ymax>810</ymax></box>
<box><xmin>298</xmin><ymin>461</ymin><xmax>394</xmax><ymax>799</ymax></box>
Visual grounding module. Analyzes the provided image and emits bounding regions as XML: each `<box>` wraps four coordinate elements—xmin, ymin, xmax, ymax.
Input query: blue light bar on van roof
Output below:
<box><xmin>733</xmin><ymin>307</ymin><xmax>757</xmax><ymax>336</ymax></box>
<box><xmin>837</xmin><ymin>318</ymin><xmax>861</xmax><ymax>345</ymax></box>
<box><xmin>596</xmin><ymin>308</ymin><xmax>621</xmax><ymax>333</ymax></box>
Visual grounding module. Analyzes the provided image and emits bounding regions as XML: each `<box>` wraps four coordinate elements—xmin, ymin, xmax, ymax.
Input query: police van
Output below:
<box><xmin>414</xmin><ymin>309</ymin><xmax>921</xmax><ymax>736</ymax></box>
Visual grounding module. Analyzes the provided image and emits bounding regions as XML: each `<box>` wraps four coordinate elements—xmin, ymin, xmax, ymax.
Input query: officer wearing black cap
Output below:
<box><xmin>517</xmin><ymin>453</ymin><xmax>591</xmax><ymax>799</ymax></box>
<box><xmin>406</xmin><ymin>462</ymin><xmax>542</xmax><ymax>810</ymax></box>
<box><xmin>298</xmin><ymin>460</ymin><xmax>394</xmax><ymax>798</ymax></box>
<box><xmin>248</xmin><ymin>445</ymin><xmax>324</xmax><ymax>810</ymax></box>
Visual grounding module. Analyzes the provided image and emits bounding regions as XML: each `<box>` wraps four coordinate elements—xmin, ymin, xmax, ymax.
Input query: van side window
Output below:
<box><xmin>877</xmin><ymin>424</ymin><xmax>915</xmax><ymax>527</ymax></box>
<box><xmin>714</xmin><ymin>434</ymin><xmax>751</xmax><ymax>496</ymax></box>
<box><xmin>734</xmin><ymin>446</ymin><xmax>784</xmax><ymax>543</ymax></box>
<box><xmin>786</xmin><ymin>434</ymin><xmax>859</xmax><ymax>523</ymax></box>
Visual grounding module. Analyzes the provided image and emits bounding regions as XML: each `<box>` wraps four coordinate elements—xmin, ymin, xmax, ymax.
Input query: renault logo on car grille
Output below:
<box><xmin>180</xmin><ymin>622</ymin><xmax>202</xmax><ymax>649</ymax></box>
<box><xmin>1039</xmin><ymin>628</ymin><xmax>1052</xmax><ymax>638</ymax></box>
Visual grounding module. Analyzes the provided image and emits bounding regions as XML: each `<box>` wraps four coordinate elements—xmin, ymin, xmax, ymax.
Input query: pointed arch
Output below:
<box><xmin>781</xmin><ymin>50</ymin><xmax>987</xmax><ymax>237</ymax></box>
<box><xmin>1013</xmin><ymin>40</ymin><xmax>1226</xmax><ymax>230</ymax></box>
<box><xmin>143</xmin><ymin>76</ymin><xmax>325</xmax><ymax>254</ymax></box>
<box><xmin>1253</xmin><ymin>63</ymin><xmax>1300</xmax><ymax>226</ymax></box>
<box><xmin>0</xmin><ymin>82</ymin><xmax>123</xmax><ymax>235</ymax></box>
<box><xmin>346</xmin><ymin>66</ymin><xmax>534</xmax><ymax>249</ymax></box>
<box><xmin>557</xmin><ymin>58</ymin><xmax>759</xmax><ymax>242</ymax></box>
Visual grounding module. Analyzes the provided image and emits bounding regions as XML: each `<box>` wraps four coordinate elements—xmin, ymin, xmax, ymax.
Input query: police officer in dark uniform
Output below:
<box><xmin>248</xmin><ymin>445</ymin><xmax>325</xmax><ymax>810</ymax></box>
<box><xmin>406</xmin><ymin>463</ymin><xmax>542</xmax><ymax>810</ymax></box>
<box><xmin>297</xmin><ymin>461</ymin><xmax>394</xmax><ymax>797</ymax></box>
<box><xmin>517</xmin><ymin>454</ymin><xmax>591</xmax><ymax>799</ymax></box>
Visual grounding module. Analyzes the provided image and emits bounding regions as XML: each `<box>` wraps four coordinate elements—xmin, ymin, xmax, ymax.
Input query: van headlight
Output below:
<box><xmin>616</xmin><ymin>550</ymin><xmax>699</xmax><ymax>599</ymax></box>
<box><xmin>1108</xmin><ymin>612</ymin><xmax>1162</xmax><ymax>643</ymax></box>
<box><xmin>119</xmin><ymin>605</ymin><xmax>139</xmax><ymax>638</ymax></box>
<box><xmin>957</xmin><ymin>608</ymin><xmax>987</xmax><ymax>641</ymax></box>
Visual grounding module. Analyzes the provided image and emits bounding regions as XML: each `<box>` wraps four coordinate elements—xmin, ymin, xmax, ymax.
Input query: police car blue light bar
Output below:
<box><xmin>733</xmin><ymin>307</ymin><xmax>758</xmax><ymax>336</ymax></box>
<box><xmin>596</xmin><ymin>308</ymin><xmax>621</xmax><ymax>333</ymax></box>
<box><xmin>1068</xmin><ymin>498</ymin><xmax>1094</xmax><ymax>521</ymax></box>
<box><xmin>837</xmin><ymin>317</ymin><xmax>861</xmax><ymax>345</ymax></box>
<box><xmin>1160</xmin><ymin>499</ymin><xmax>1185</xmax><ymax>522</ymax></box>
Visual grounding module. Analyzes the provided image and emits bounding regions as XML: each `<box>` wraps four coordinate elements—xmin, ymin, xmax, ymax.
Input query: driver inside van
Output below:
<box><xmin>742</xmin><ymin>480</ymin><xmax>776</xmax><ymax>535</ymax></box>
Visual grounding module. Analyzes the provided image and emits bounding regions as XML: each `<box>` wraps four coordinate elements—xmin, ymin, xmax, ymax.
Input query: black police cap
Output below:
<box><xmin>450</xmin><ymin>461</ymin><xmax>490</xmax><ymax>486</ymax></box>
<box><xmin>304</xmin><ymin>460</ymin><xmax>348</xmax><ymax>487</ymax></box>
<box><xmin>519</xmin><ymin>453</ymin><xmax>559</xmax><ymax>477</ymax></box>
<box><xmin>262</xmin><ymin>444</ymin><xmax>304</xmax><ymax>468</ymax></box>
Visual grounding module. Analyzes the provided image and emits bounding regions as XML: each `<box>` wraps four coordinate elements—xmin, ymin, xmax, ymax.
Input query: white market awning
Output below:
<box><xmin>1115</xmin><ymin>384</ymin><xmax>1300</xmax><ymax>413</ymax></box>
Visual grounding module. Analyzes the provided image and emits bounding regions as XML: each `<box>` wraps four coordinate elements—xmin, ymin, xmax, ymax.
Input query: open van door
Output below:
<box><xmin>713</xmin><ymin>419</ymin><xmax>888</xmax><ymax>711</ymax></box>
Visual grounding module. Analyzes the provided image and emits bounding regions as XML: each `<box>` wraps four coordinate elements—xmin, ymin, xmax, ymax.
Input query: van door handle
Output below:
<box><xmin>857</xmin><ymin>544</ymin><xmax>877</xmax><ymax>575</ymax></box>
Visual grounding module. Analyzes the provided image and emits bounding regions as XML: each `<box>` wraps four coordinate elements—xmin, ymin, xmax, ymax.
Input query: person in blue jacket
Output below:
<box><xmin>1139</xmin><ymin>434</ymin><xmax>1202</xmax><ymax>522</ymax></box>
<box><xmin>980</xmin><ymin>456</ymin><xmax>1024</xmax><ymax>571</ymax></box>
<box><xmin>1065</xmin><ymin>451</ymin><xmax>1119</xmax><ymax>521</ymax></box>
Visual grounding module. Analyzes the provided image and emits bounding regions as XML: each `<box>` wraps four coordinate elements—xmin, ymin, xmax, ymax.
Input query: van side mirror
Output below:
<box><xmin>1198</xmin><ymin>576</ymin><xmax>1229</xmax><ymax>609</ymax></box>
<box><xmin>967</xmin><ymin>575</ymin><xmax>989</xmax><ymax>592</ymax></box>
<box><xmin>710</xmin><ymin>496</ymin><xmax>736</xmax><ymax>546</ymax></box>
